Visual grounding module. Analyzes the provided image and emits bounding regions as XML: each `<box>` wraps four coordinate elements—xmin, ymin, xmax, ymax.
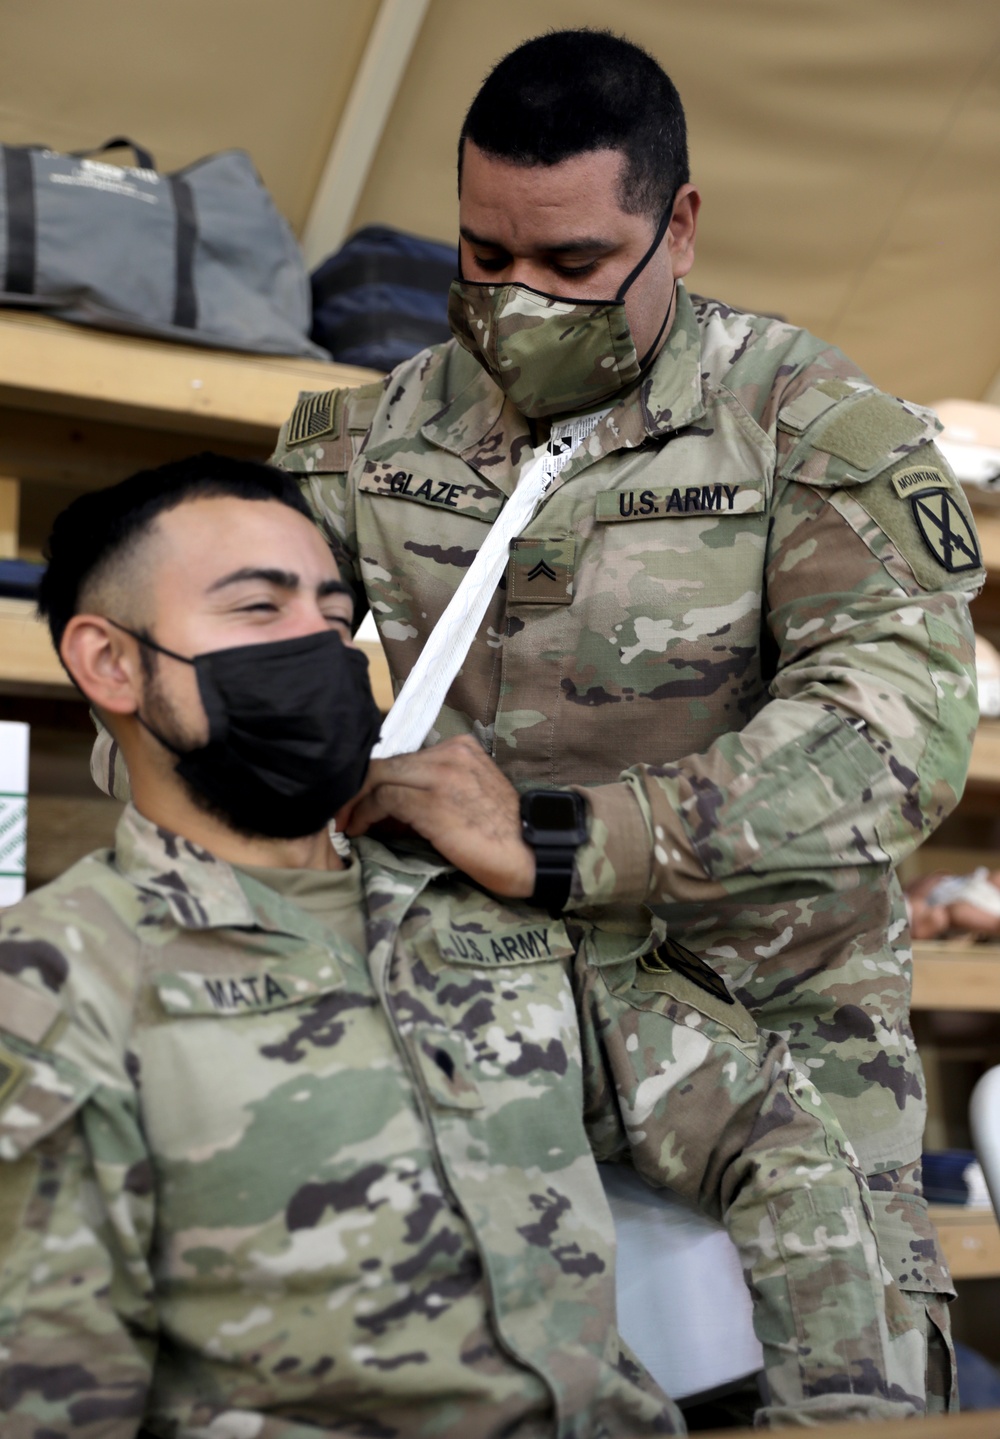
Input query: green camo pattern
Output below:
<box><xmin>270</xmin><ymin>284</ymin><xmax>980</xmax><ymax>1406</ymax></box>
<box><xmin>447</xmin><ymin>280</ymin><xmax>641</xmax><ymax>418</ymax></box>
<box><xmin>0</xmin><ymin>806</ymin><xmax>922</xmax><ymax>1434</ymax></box>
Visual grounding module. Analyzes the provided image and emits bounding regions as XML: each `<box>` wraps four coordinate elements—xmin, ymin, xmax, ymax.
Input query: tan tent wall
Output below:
<box><xmin>2</xmin><ymin>0</ymin><xmax>999</xmax><ymax>404</ymax></box>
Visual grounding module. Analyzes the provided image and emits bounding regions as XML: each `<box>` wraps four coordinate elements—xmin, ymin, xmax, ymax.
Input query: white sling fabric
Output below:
<box><xmin>371</xmin><ymin>409</ymin><xmax>608</xmax><ymax>759</ymax></box>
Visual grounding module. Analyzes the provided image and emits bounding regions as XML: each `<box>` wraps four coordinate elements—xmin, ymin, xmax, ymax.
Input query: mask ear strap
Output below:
<box><xmin>133</xmin><ymin>708</ymin><xmax>186</xmax><ymax>759</ymax></box>
<box><xmin>637</xmin><ymin>278</ymin><xmax>677</xmax><ymax>373</ymax></box>
<box><xmin>106</xmin><ymin>617</ymin><xmax>194</xmax><ymax>666</ymax></box>
<box><xmin>615</xmin><ymin>196</ymin><xmax>676</xmax><ymax>302</ymax></box>
<box><xmin>103</xmin><ymin>619</ymin><xmax>192</xmax><ymax>758</ymax></box>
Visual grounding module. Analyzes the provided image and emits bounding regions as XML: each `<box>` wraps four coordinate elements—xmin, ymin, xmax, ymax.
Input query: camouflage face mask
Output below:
<box><xmin>448</xmin><ymin>204</ymin><xmax>675</xmax><ymax>420</ymax></box>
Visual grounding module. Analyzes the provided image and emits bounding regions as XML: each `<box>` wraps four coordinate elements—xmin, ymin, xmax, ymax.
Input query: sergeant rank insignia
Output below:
<box><xmin>910</xmin><ymin>489</ymin><xmax>981</xmax><ymax>573</ymax></box>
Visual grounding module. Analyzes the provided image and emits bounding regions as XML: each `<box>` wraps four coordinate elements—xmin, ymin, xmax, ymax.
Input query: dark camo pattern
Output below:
<box><xmin>0</xmin><ymin>806</ymin><xmax>921</xmax><ymax>1435</ymax></box>
<box><xmin>271</xmin><ymin>284</ymin><xmax>981</xmax><ymax>1409</ymax></box>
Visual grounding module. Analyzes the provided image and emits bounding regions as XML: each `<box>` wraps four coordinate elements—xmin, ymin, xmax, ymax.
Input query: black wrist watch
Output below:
<box><xmin>519</xmin><ymin>789</ymin><xmax>589</xmax><ymax>917</ymax></box>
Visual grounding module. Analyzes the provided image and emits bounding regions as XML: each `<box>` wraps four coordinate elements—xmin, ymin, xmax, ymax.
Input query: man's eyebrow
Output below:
<box><xmin>460</xmin><ymin>225</ymin><xmax>614</xmax><ymax>256</ymax></box>
<box><xmin>317</xmin><ymin>580</ymin><xmax>353</xmax><ymax>601</ymax></box>
<box><xmin>206</xmin><ymin>567</ymin><xmax>299</xmax><ymax>594</ymax></box>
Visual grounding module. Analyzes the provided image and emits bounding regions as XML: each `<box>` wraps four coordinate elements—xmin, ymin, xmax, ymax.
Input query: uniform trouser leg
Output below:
<box><xmin>867</xmin><ymin>1158</ymin><xmax>958</xmax><ymax>1412</ymax></box>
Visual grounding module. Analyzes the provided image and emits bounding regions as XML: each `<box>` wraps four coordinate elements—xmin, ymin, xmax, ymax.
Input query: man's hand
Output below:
<box><xmin>338</xmin><ymin>735</ymin><xmax>536</xmax><ymax>899</ymax></box>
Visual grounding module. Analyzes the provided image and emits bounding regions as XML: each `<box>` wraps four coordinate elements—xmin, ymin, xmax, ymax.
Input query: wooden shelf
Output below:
<box><xmin>912</xmin><ymin>942</ymin><xmax>1000</xmax><ymax>1012</ymax></box>
<box><xmin>0</xmin><ymin>315</ymin><xmax>388</xmax><ymax>703</ymax></box>
<box><xmin>971</xmin><ymin>510</ymin><xmax>1000</xmax><ymax>574</ymax></box>
<box><xmin>929</xmin><ymin>1204</ymin><xmax>1000</xmax><ymax>1280</ymax></box>
<box><xmin>699</xmin><ymin>1412</ymin><xmax>1000</xmax><ymax>1439</ymax></box>
<box><xmin>0</xmin><ymin>598</ymin><xmax>69</xmax><ymax>696</ymax></box>
<box><xmin>0</xmin><ymin>597</ymin><xmax>394</xmax><ymax>712</ymax></box>
<box><xmin>968</xmin><ymin>722</ymin><xmax>1000</xmax><ymax>790</ymax></box>
<box><xmin>0</xmin><ymin>311</ymin><xmax>376</xmax><ymax>446</ymax></box>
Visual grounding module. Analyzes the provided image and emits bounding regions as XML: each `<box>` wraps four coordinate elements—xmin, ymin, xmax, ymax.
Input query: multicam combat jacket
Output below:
<box><xmin>0</xmin><ymin>806</ymin><xmax>917</xmax><ymax>1436</ymax></box>
<box><xmin>273</xmin><ymin>282</ymin><xmax>981</xmax><ymax>1213</ymax></box>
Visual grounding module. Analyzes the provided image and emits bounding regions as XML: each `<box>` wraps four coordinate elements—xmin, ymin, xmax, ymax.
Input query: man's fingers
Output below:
<box><xmin>344</xmin><ymin>782</ymin><xmax>424</xmax><ymax>837</ymax></box>
<box><xmin>342</xmin><ymin>791</ymin><xmax>387</xmax><ymax>836</ymax></box>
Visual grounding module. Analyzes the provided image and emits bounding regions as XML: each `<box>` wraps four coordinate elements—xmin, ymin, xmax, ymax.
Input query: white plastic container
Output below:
<box><xmin>0</xmin><ymin>721</ymin><xmax>29</xmax><ymax>907</ymax></box>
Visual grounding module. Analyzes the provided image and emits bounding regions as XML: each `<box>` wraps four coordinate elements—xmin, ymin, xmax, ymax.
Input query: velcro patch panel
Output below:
<box><xmin>507</xmin><ymin>536</ymin><xmax>576</xmax><ymax>605</ymax></box>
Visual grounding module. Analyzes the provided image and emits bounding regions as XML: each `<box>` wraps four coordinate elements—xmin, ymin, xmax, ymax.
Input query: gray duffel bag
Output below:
<box><xmin>0</xmin><ymin>137</ymin><xmax>326</xmax><ymax>358</ymax></box>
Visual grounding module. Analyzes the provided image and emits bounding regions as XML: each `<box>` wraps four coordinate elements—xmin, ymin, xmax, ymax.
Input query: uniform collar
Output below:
<box><xmin>112</xmin><ymin>804</ymin><xmax>449</xmax><ymax>937</ymax></box>
<box><xmin>113</xmin><ymin>804</ymin><xmax>257</xmax><ymax>931</ymax></box>
<box><xmin>640</xmin><ymin>283</ymin><xmax>708</xmax><ymax>437</ymax></box>
<box><xmin>418</xmin><ymin>283</ymin><xmax>707</xmax><ymax>485</ymax></box>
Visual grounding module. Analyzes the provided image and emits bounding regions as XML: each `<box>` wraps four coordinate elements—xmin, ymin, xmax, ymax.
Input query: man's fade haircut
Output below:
<box><xmin>38</xmin><ymin>451</ymin><xmax>314</xmax><ymax>652</ymax></box>
<box><xmin>459</xmin><ymin>29</ymin><xmax>689</xmax><ymax>221</ymax></box>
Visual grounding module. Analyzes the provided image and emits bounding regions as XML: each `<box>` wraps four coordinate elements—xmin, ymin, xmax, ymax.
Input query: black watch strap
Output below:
<box><xmin>520</xmin><ymin>789</ymin><xmax>588</xmax><ymax>917</ymax></box>
<box><xmin>530</xmin><ymin>850</ymin><xmax>577</xmax><ymax>916</ymax></box>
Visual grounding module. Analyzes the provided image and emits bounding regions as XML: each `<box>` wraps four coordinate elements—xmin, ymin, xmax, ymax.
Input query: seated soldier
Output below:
<box><xmin>0</xmin><ymin>455</ymin><xmax>918</xmax><ymax>1437</ymax></box>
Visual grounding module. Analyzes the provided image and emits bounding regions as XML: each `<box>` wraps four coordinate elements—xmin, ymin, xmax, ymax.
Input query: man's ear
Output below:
<box><xmin>667</xmin><ymin>184</ymin><xmax>700</xmax><ymax>279</ymax></box>
<box><xmin>59</xmin><ymin>615</ymin><xmax>143</xmax><ymax>715</ymax></box>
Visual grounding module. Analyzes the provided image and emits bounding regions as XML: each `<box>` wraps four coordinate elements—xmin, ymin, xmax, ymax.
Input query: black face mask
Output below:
<box><xmin>111</xmin><ymin>623</ymin><xmax>382</xmax><ymax>839</ymax></box>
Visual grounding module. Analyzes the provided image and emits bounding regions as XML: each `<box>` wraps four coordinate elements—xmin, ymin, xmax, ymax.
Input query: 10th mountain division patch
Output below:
<box><xmin>910</xmin><ymin>489</ymin><xmax>981</xmax><ymax>573</ymax></box>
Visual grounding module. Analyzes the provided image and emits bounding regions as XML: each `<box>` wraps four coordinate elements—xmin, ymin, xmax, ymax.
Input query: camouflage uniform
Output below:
<box><xmin>271</xmin><ymin>283</ymin><xmax>985</xmax><ymax>1407</ymax></box>
<box><xmin>0</xmin><ymin>804</ymin><xmax>919</xmax><ymax>1436</ymax></box>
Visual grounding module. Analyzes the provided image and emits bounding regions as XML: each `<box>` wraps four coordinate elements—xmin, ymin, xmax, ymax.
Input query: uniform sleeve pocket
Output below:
<box><xmin>868</xmin><ymin>1188</ymin><xmax>957</xmax><ymax>1410</ymax></box>
<box><xmin>0</xmin><ymin>1038</ymin><xmax>94</xmax><ymax>1161</ymax></box>
<box><xmin>868</xmin><ymin>1189</ymin><xmax>955</xmax><ymax>1297</ymax></box>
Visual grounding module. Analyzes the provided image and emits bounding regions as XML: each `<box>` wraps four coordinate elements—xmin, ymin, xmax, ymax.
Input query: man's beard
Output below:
<box><xmin>140</xmin><ymin>671</ymin><xmax>263</xmax><ymax>840</ymax></box>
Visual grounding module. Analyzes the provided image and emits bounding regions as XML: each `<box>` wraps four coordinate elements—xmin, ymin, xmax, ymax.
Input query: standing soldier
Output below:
<box><xmin>272</xmin><ymin>29</ymin><xmax>984</xmax><ymax>1410</ymax></box>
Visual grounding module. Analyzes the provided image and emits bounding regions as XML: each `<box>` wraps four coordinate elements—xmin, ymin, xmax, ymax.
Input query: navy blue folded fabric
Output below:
<box><xmin>311</xmin><ymin>226</ymin><xmax>457</xmax><ymax>371</ymax></box>
<box><xmin>0</xmin><ymin>558</ymin><xmax>44</xmax><ymax>599</ymax></box>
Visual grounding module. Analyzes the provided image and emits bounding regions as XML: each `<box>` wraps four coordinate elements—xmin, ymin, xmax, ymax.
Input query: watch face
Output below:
<box><xmin>528</xmin><ymin>793</ymin><xmax>580</xmax><ymax>832</ymax></box>
<box><xmin>529</xmin><ymin>788</ymin><xmax>584</xmax><ymax>834</ymax></box>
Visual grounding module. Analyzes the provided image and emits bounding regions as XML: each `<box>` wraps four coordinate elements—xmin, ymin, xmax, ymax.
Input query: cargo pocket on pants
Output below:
<box><xmin>869</xmin><ymin>1188</ymin><xmax>957</xmax><ymax>1413</ymax></box>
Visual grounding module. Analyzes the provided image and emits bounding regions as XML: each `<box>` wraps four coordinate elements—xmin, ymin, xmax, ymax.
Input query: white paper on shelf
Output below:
<box><xmin>0</xmin><ymin>721</ymin><xmax>29</xmax><ymax>907</ymax></box>
<box><xmin>937</xmin><ymin>438</ymin><xmax>1000</xmax><ymax>487</ymax></box>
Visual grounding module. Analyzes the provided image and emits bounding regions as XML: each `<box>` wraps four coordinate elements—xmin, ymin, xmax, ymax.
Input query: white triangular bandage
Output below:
<box><xmin>372</xmin><ymin>410</ymin><xmax>607</xmax><ymax>758</ymax></box>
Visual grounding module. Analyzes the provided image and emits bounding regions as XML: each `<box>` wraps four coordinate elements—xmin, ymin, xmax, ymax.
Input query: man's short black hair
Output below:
<box><xmin>38</xmin><ymin>451</ymin><xmax>314</xmax><ymax>652</ymax></box>
<box><xmin>459</xmin><ymin>29</ymin><xmax>689</xmax><ymax>220</ymax></box>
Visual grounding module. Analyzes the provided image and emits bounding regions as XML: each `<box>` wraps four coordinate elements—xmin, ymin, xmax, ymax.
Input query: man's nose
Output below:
<box><xmin>293</xmin><ymin>604</ymin><xmax>353</xmax><ymax>645</ymax></box>
<box><xmin>506</xmin><ymin>259</ymin><xmax>558</xmax><ymax>293</ymax></box>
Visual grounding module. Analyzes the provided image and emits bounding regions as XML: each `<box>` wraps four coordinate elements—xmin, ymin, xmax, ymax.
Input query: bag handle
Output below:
<box><xmin>69</xmin><ymin>139</ymin><xmax>196</xmax><ymax>327</ymax></box>
<box><xmin>69</xmin><ymin>137</ymin><xmax>156</xmax><ymax>170</ymax></box>
<box><xmin>2</xmin><ymin>139</ymin><xmax>158</xmax><ymax>295</ymax></box>
<box><xmin>1</xmin><ymin>138</ymin><xmax>196</xmax><ymax>328</ymax></box>
<box><xmin>2</xmin><ymin>146</ymin><xmax>36</xmax><ymax>294</ymax></box>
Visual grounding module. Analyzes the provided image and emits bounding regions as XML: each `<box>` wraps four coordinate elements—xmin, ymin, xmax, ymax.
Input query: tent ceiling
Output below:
<box><xmin>2</xmin><ymin>0</ymin><xmax>999</xmax><ymax>405</ymax></box>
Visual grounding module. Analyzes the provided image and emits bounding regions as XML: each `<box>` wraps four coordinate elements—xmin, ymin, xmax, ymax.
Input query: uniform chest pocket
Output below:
<box><xmin>582</xmin><ymin>500</ymin><xmax>768</xmax><ymax>674</ymax></box>
<box><xmin>152</xmin><ymin>944</ymin><xmax>347</xmax><ymax>1018</ymax></box>
<box><xmin>408</xmin><ymin>920</ymin><xmax>581</xmax><ymax>1085</ymax></box>
<box><xmin>141</xmin><ymin>944</ymin><xmax>403</xmax><ymax>1175</ymax></box>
